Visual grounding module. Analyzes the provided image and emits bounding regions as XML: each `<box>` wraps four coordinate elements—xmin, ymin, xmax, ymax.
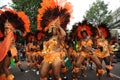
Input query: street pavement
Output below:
<box><xmin>9</xmin><ymin>61</ymin><xmax>120</xmax><ymax>80</ymax></box>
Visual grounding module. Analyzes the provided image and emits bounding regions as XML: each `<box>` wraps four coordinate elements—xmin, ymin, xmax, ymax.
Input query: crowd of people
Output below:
<box><xmin>0</xmin><ymin>0</ymin><xmax>120</xmax><ymax>80</ymax></box>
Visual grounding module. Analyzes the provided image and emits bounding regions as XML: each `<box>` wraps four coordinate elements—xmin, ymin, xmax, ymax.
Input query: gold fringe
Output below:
<box><xmin>106</xmin><ymin>65</ymin><xmax>113</xmax><ymax>70</ymax></box>
<box><xmin>7</xmin><ymin>74</ymin><xmax>14</xmax><ymax>80</ymax></box>
<box><xmin>98</xmin><ymin>69</ymin><xmax>105</xmax><ymax>75</ymax></box>
<box><xmin>0</xmin><ymin>74</ymin><xmax>6</xmax><ymax>80</ymax></box>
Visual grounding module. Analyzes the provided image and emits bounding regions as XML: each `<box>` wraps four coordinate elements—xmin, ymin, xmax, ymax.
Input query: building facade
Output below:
<box><xmin>109</xmin><ymin>7</ymin><xmax>120</xmax><ymax>29</ymax></box>
<box><xmin>109</xmin><ymin>7</ymin><xmax>120</xmax><ymax>41</ymax></box>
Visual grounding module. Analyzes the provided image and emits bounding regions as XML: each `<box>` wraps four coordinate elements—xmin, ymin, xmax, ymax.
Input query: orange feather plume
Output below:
<box><xmin>17</xmin><ymin>11</ymin><xmax>30</xmax><ymax>33</ymax></box>
<box><xmin>77</xmin><ymin>24</ymin><xmax>93</xmax><ymax>39</ymax></box>
<box><xmin>97</xmin><ymin>23</ymin><xmax>111</xmax><ymax>39</ymax></box>
<box><xmin>37</xmin><ymin>0</ymin><xmax>73</xmax><ymax>31</ymax></box>
<box><xmin>0</xmin><ymin>9</ymin><xmax>30</xmax><ymax>36</ymax></box>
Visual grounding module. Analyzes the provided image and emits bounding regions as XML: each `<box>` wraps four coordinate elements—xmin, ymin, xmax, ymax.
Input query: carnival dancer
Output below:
<box><xmin>37</xmin><ymin>0</ymin><xmax>73</xmax><ymax>79</ymax></box>
<box><xmin>70</xmin><ymin>22</ymin><xmax>88</xmax><ymax>78</ymax></box>
<box><xmin>0</xmin><ymin>10</ymin><xmax>30</xmax><ymax>80</ymax></box>
<box><xmin>34</xmin><ymin>31</ymin><xmax>44</xmax><ymax>75</ymax></box>
<box><xmin>72</xmin><ymin>20</ymin><xmax>104</xmax><ymax>80</ymax></box>
<box><xmin>40</xmin><ymin>17</ymin><xmax>66</xmax><ymax>80</ymax></box>
<box><xmin>94</xmin><ymin>23</ymin><xmax>113</xmax><ymax>77</ymax></box>
<box><xmin>25</xmin><ymin>33</ymin><xmax>36</xmax><ymax>72</ymax></box>
<box><xmin>10</xmin><ymin>32</ymin><xmax>24</xmax><ymax>72</ymax></box>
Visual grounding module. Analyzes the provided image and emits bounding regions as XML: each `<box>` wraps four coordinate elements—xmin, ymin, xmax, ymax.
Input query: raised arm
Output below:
<box><xmin>58</xmin><ymin>26</ymin><xmax>66</xmax><ymax>37</ymax></box>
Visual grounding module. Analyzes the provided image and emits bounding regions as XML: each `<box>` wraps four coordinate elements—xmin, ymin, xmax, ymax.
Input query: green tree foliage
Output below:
<box><xmin>84</xmin><ymin>0</ymin><xmax>113</xmax><ymax>25</ymax></box>
<box><xmin>11</xmin><ymin>0</ymin><xmax>42</xmax><ymax>32</ymax></box>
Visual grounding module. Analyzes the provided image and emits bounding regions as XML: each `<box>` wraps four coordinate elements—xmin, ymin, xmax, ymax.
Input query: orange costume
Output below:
<box><xmin>25</xmin><ymin>42</ymin><xmax>34</xmax><ymax>66</ymax></box>
<box><xmin>0</xmin><ymin>8</ymin><xmax>30</xmax><ymax>80</ymax></box>
<box><xmin>95</xmin><ymin>38</ymin><xmax>110</xmax><ymax>58</ymax></box>
<box><xmin>80</xmin><ymin>37</ymin><xmax>93</xmax><ymax>57</ymax></box>
<box><xmin>37</xmin><ymin>0</ymin><xmax>73</xmax><ymax>79</ymax></box>
<box><xmin>42</xmin><ymin>36</ymin><xmax>64</xmax><ymax>63</ymax></box>
<box><xmin>71</xmin><ymin>20</ymin><xmax>104</xmax><ymax>80</ymax></box>
<box><xmin>93</xmin><ymin>23</ymin><xmax>112</xmax><ymax>77</ymax></box>
<box><xmin>95</xmin><ymin>37</ymin><xmax>112</xmax><ymax>72</ymax></box>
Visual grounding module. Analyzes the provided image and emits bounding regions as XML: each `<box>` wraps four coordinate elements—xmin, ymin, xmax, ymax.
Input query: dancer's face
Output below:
<box><xmin>48</xmin><ymin>18</ymin><xmax>59</xmax><ymax>35</ymax></box>
<box><xmin>4</xmin><ymin>20</ymin><xmax>14</xmax><ymax>36</ymax></box>
<box><xmin>82</xmin><ymin>31</ymin><xmax>87</xmax><ymax>38</ymax></box>
<box><xmin>49</xmin><ymin>17</ymin><xmax>60</xmax><ymax>28</ymax></box>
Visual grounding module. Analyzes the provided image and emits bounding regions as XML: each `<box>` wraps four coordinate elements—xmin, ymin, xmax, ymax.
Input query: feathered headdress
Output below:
<box><xmin>77</xmin><ymin>20</ymin><xmax>93</xmax><ymax>39</ymax></box>
<box><xmin>37</xmin><ymin>0</ymin><xmax>73</xmax><ymax>32</ymax></box>
<box><xmin>94</xmin><ymin>23</ymin><xmax>111</xmax><ymax>39</ymax></box>
<box><xmin>0</xmin><ymin>9</ymin><xmax>30</xmax><ymax>62</ymax></box>
<box><xmin>70</xmin><ymin>23</ymin><xmax>79</xmax><ymax>38</ymax></box>
<box><xmin>0</xmin><ymin>9</ymin><xmax>30</xmax><ymax>36</ymax></box>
